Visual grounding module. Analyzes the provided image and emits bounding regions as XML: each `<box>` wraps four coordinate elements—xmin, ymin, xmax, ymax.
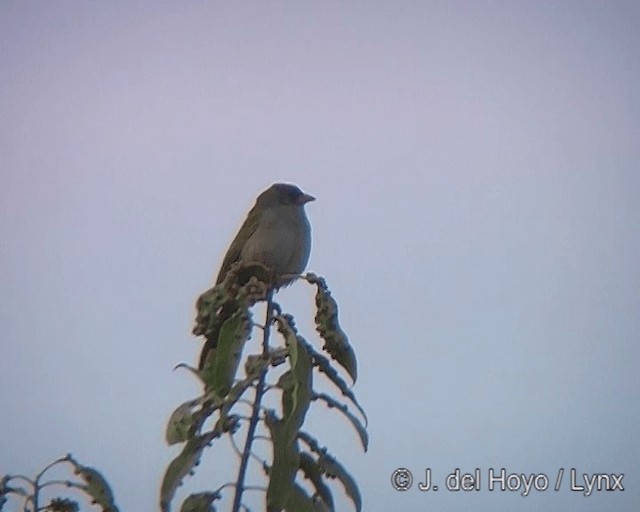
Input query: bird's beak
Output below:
<box><xmin>297</xmin><ymin>193</ymin><xmax>315</xmax><ymax>205</ymax></box>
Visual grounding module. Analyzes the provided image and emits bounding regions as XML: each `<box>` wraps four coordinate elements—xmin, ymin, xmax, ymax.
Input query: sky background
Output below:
<box><xmin>1</xmin><ymin>1</ymin><xmax>639</xmax><ymax>511</ymax></box>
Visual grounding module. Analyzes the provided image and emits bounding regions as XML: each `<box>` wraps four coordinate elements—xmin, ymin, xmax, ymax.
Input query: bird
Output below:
<box><xmin>198</xmin><ymin>183</ymin><xmax>314</xmax><ymax>369</ymax></box>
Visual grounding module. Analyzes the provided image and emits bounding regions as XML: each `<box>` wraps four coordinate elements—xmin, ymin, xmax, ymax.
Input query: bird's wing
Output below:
<box><xmin>215</xmin><ymin>205</ymin><xmax>262</xmax><ymax>284</ymax></box>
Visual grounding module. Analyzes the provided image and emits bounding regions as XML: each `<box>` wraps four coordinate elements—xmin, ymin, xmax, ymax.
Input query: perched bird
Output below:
<box><xmin>198</xmin><ymin>183</ymin><xmax>314</xmax><ymax>369</ymax></box>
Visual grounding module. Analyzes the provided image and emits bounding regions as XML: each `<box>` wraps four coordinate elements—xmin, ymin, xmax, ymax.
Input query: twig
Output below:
<box><xmin>29</xmin><ymin>455</ymin><xmax>68</xmax><ymax>512</ymax></box>
<box><xmin>231</xmin><ymin>290</ymin><xmax>274</xmax><ymax>512</ymax></box>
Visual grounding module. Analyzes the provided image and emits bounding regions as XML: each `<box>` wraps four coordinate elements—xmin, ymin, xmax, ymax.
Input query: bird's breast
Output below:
<box><xmin>239</xmin><ymin>205</ymin><xmax>311</xmax><ymax>279</ymax></box>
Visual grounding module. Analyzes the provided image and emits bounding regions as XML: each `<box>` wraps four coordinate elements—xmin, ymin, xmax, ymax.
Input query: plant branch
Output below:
<box><xmin>231</xmin><ymin>290</ymin><xmax>274</xmax><ymax>512</ymax></box>
<box><xmin>28</xmin><ymin>455</ymin><xmax>68</xmax><ymax>512</ymax></box>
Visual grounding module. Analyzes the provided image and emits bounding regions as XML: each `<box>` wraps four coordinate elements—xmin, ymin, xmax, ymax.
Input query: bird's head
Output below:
<box><xmin>257</xmin><ymin>183</ymin><xmax>315</xmax><ymax>208</ymax></box>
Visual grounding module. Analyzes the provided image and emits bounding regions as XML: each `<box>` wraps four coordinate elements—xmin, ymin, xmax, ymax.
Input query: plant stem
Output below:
<box><xmin>31</xmin><ymin>455</ymin><xmax>66</xmax><ymax>512</ymax></box>
<box><xmin>231</xmin><ymin>291</ymin><xmax>274</xmax><ymax>512</ymax></box>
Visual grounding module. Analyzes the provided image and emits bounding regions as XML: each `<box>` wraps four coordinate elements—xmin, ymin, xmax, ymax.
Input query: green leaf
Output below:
<box><xmin>179</xmin><ymin>492</ymin><xmax>220</xmax><ymax>512</ymax></box>
<box><xmin>67</xmin><ymin>456</ymin><xmax>119</xmax><ymax>512</ymax></box>
<box><xmin>203</xmin><ymin>309</ymin><xmax>251</xmax><ymax>396</ymax></box>
<box><xmin>277</xmin><ymin>370</ymin><xmax>295</xmax><ymax>420</ymax></box>
<box><xmin>275</xmin><ymin>315</ymin><xmax>313</xmax><ymax>435</ymax></box>
<box><xmin>285</xmin><ymin>483</ymin><xmax>330</xmax><ymax>512</ymax></box>
<box><xmin>297</xmin><ymin>436</ymin><xmax>362</xmax><ymax>512</ymax></box>
<box><xmin>312</xmin><ymin>393</ymin><xmax>368</xmax><ymax>452</ymax></box>
<box><xmin>192</xmin><ymin>285</ymin><xmax>232</xmax><ymax>338</ymax></box>
<box><xmin>244</xmin><ymin>353</ymin><xmax>267</xmax><ymax>376</ymax></box>
<box><xmin>192</xmin><ymin>349</ymin><xmax>270</xmax><ymax>437</ymax></box>
<box><xmin>173</xmin><ymin>363</ymin><xmax>204</xmax><ymax>382</ymax></box>
<box><xmin>298</xmin><ymin>452</ymin><xmax>334</xmax><ymax>511</ymax></box>
<box><xmin>297</xmin><ymin>337</ymin><xmax>367</xmax><ymax>427</ymax></box>
<box><xmin>306</xmin><ymin>274</ymin><xmax>357</xmax><ymax>383</ymax></box>
<box><xmin>209</xmin><ymin>353</ymin><xmax>270</xmax><ymax>433</ymax></box>
<box><xmin>46</xmin><ymin>498</ymin><xmax>79</xmax><ymax>512</ymax></box>
<box><xmin>160</xmin><ymin>433</ymin><xmax>219</xmax><ymax>512</ymax></box>
<box><xmin>166</xmin><ymin>399</ymin><xmax>204</xmax><ymax>445</ymax></box>
<box><xmin>319</xmin><ymin>453</ymin><xmax>361</xmax><ymax>512</ymax></box>
<box><xmin>264</xmin><ymin>313</ymin><xmax>315</xmax><ymax>512</ymax></box>
<box><xmin>265</xmin><ymin>412</ymin><xmax>299</xmax><ymax>512</ymax></box>
<box><xmin>193</xmin><ymin>262</ymin><xmax>270</xmax><ymax>339</ymax></box>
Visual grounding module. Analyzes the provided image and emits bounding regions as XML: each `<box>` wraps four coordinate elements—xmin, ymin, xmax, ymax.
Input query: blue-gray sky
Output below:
<box><xmin>1</xmin><ymin>1</ymin><xmax>639</xmax><ymax>511</ymax></box>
